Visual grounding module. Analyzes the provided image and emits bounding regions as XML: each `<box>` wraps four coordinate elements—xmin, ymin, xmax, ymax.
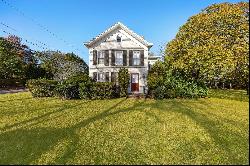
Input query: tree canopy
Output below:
<box><xmin>35</xmin><ymin>51</ymin><xmax>88</xmax><ymax>81</ymax></box>
<box><xmin>165</xmin><ymin>2</ymin><xmax>249</xmax><ymax>89</ymax></box>
<box><xmin>0</xmin><ymin>36</ymin><xmax>25</xmax><ymax>79</ymax></box>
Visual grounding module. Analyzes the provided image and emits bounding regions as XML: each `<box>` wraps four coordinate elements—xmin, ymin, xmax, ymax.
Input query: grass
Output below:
<box><xmin>0</xmin><ymin>89</ymin><xmax>248</xmax><ymax>165</ymax></box>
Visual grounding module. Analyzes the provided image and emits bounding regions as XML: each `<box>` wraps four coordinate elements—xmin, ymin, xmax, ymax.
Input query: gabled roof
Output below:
<box><xmin>84</xmin><ymin>22</ymin><xmax>153</xmax><ymax>48</ymax></box>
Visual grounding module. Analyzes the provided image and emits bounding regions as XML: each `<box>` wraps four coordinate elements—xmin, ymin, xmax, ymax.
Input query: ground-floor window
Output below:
<box><xmin>94</xmin><ymin>72</ymin><xmax>109</xmax><ymax>82</ymax></box>
<box><xmin>111</xmin><ymin>72</ymin><xmax>118</xmax><ymax>84</ymax></box>
<box><xmin>98</xmin><ymin>73</ymin><xmax>105</xmax><ymax>82</ymax></box>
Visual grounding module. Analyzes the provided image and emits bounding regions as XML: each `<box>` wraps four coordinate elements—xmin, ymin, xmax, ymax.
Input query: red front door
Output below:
<box><xmin>131</xmin><ymin>73</ymin><xmax>139</xmax><ymax>92</ymax></box>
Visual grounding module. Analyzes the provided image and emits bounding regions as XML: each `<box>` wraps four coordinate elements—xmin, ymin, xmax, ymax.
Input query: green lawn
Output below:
<box><xmin>0</xmin><ymin>89</ymin><xmax>249</xmax><ymax>165</ymax></box>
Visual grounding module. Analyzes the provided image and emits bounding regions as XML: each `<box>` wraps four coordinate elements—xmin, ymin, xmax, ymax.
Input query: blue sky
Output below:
<box><xmin>0</xmin><ymin>0</ymin><xmax>248</xmax><ymax>62</ymax></box>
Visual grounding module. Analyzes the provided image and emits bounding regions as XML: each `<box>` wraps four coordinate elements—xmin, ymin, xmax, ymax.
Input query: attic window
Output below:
<box><xmin>117</xmin><ymin>35</ymin><xmax>121</xmax><ymax>42</ymax></box>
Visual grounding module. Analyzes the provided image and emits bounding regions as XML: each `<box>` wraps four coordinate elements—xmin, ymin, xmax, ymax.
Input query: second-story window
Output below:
<box><xmin>133</xmin><ymin>51</ymin><xmax>140</xmax><ymax>66</ymax></box>
<box><xmin>98</xmin><ymin>51</ymin><xmax>104</xmax><ymax>65</ymax></box>
<box><xmin>115</xmin><ymin>51</ymin><xmax>123</xmax><ymax>66</ymax></box>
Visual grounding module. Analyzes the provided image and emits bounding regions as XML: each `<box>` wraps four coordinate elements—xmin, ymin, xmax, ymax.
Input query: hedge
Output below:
<box><xmin>79</xmin><ymin>82</ymin><xmax>118</xmax><ymax>100</ymax></box>
<box><xmin>0</xmin><ymin>79</ymin><xmax>26</xmax><ymax>88</ymax></box>
<box><xmin>147</xmin><ymin>61</ymin><xmax>208</xmax><ymax>99</ymax></box>
<box><xmin>54</xmin><ymin>73</ymin><xmax>90</xmax><ymax>99</ymax></box>
<box><xmin>26</xmin><ymin>79</ymin><xmax>58</xmax><ymax>97</ymax></box>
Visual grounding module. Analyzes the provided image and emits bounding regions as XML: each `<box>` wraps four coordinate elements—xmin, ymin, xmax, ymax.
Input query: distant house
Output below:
<box><xmin>84</xmin><ymin>22</ymin><xmax>154</xmax><ymax>94</ymax></box>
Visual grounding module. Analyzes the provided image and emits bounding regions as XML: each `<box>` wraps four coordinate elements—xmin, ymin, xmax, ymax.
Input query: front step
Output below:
<box><xmin>128</xmin><ymin>92</ymin><xmax>146</xmax><ymax>99</ymax></box>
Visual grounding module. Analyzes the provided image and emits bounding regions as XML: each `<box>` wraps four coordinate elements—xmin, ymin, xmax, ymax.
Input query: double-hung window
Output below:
<box><xmin>98</xmin><ymin>51</ymin><xmax>104</xmax><ymax>65</ymax></box>
<box><xmin>133</xmin><ymin>51</ymin><xmax>140</xmax><ymax>66</ymax></box>
<box><xmin>115</xmin><ymin>51</ymin><xmax>123</xmax><ymax>66</ymax></box>
<box><xmin>98</xmin><ymin>72</ymin><xmax>105</xmax><ymax>82</ymax></box>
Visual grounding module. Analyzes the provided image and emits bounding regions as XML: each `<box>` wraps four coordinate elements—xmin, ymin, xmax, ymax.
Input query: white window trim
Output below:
<box><xmin>98</xmin><ymin>51</ymin><xmax>105</xmax><ymax>65</ymax></box>
<box><xmin>97</xmin><ymin>72</ymin><xmax>105</xmax><ymax>82</ymax></box>
<box><xmin>115</xmin><ymin>51</ymin><xmax>123</xmax><ymax>66</ymax></box>
<box><xmin>133</xmin><ymin>51</ymin><xmax>140</xmax><ymax>66</ymax></box>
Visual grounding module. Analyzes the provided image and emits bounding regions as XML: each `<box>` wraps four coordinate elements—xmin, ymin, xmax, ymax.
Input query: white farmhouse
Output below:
<box><xmin>84</xmin><ymin>22</ymin><xmax>153</xmax><ymax>94</ymax></box>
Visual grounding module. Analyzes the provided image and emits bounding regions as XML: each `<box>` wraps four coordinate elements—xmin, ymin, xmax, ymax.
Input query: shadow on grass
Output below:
<box><xmin>0</xmin><ymin>97</ymin><xmax>248</xmax><ymax>164</ymax></box>
<box><xmin>0</xmin><ymin>97</ymin><xmax>33</xmax><ymax>103</ymax></box>
<box><xmin>208</xmin><ymin>89</ymin><xmax>249</xmax><ymax>102</ymax></box>
<box><xmin>0</xmin><ymin>98</ymin><xmax>137</xmax><ymax>164</ymax></box>
<box><xmin>155</xmin><ymin>99</ymin><xmax>249</xmax><ymax>164</ymax></box>
<box><xmin>0</xmin><ymin>100</ymin><xmax>91</xmax><ymax>132</ymax></box>
<box><xmin>0</xmin><ymin>127</ymin><xmax>67</xmax><ymax>164</ymax></box>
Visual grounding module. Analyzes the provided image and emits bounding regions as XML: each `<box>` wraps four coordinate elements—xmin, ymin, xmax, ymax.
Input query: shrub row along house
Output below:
<box><xmin>84</xmin><ymin>22</ymin><xmax>160</xmax><ymax>94</ymax></box>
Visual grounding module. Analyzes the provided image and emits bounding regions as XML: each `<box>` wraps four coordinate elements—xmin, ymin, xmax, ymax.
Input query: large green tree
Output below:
<box><xmin>165</xmin><ymin>2</ymin><xmax>249</xmax><ymax>90</ymax></box>
<box><xmin>36</xmin><ymin>51</ymin><xmax>88</xmax><ymax>81</ymax></box>
<box><xmin>0</xmin><ymin>37</ymin><xmax>25</xmax><ymax>79</ymax></box>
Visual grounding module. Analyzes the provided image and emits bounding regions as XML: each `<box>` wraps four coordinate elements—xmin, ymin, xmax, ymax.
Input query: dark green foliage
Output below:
<box><xmin>54</xmin><ymin>73</ymin><xmax>90</xmax><ymax>99</ymax></box>
<box><xmin>35</xmin><ymin>51</ymin><xmax>89</xmax><ymax>81</ymax></box>
<box><xmin>118</xmin><ymin>68</ymin><xmax>130</xmax><ymax>97</ymax></box>
<box><xmin>24</xmin><ymin>64</ymin><xmax>49</xmax><ymax>80</ymax></box>
<box><xmin>78</xmin><ymin>79</ymin><xmax>93</xmax><ymax>100</ymax></box>
<box><xmin>0</xmin><ymin>37</ymin><xmax>25</xmax><ymax>79</ymax></box>
<box><xmin>0</xmin><ymin>79</ymin><xmax>26</xmax><ymax>88</ymax></box>
<box><xmin>26</xmin><ymin>79</ymin><xmax>58</xmax><ymax>97</ymax></box>
<box><xmin>79</xmin><ymin>82</ymin><xmax>118</xmax><ymax>100</ymax></box>
<box><xmin>147</xmin><ymin>61</ymin><xmax>208</xmax><ymax>99</ymax></box>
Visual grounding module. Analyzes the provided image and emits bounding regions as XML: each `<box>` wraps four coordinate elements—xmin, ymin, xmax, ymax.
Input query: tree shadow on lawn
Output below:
<box><xmin>0</xmin><ymin>96</ymin><xmax>33</xmax><ymax>103</ymax></box>
<box><xmin>208</xmin><ymin>89</ymin><xmax>249</xmax><ymax>102</ymax></box>
<box><xmin>1</xmin><ymin>97</ymin><xmax>248</xmax><ymax>164</ymax></box>
<box><xmin>155</xmin><ymin>99</ymin><xmax>249</xmax><ymax>164</ymax></box>
<box><xmin>0</xmin><ymin>100</ymin><xmax>91</xmax><ymax>132</ymax></box>
<box><xmin>0</xmin><ymin>98</ymin><xmax>139</xmax><ymax>164</ymax></box>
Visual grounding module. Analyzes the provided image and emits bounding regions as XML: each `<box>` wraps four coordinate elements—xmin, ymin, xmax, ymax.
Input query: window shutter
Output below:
<box><xmin>105</xmin><ymin>72</ymin><xmax>109</xmax><ymax>82</ymax></box>
<box><xmin>129</xmin><ymin>50</ymin><xmax>133</xmax><ymax>66</ymax></box>
<box><xmin>111</xmin><ymin>50</ymin><xmax>115</xmax><ymax>66</ymax></box>
<box><xmin>104</xmin><ymin>50</ymin><xmax>109</xmax><ymax>66</ymax></box>
<box><xmin>140</xmin><ymin>50</ymin><xmax>144</xmax><ymax>66</ymax></box>
<box><xmin>93</xmin><ymin>72</ymin><xmax>97</xmax><ymax>81</ymax></box>
<box><xmin>93</xmin><ymin>50</ymin><xmax>97</xmax><ymax>65</ymax></box>
<box><xmin>123</xmin><ymin>50</ymin><xmax>127</xmax><ymax>66</ymax></box>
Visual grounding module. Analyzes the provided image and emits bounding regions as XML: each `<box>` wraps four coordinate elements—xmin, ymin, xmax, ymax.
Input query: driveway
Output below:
<box><xmin>0</xmin><ymin>88</ymin><xmax>28</xmax><ymax>94</ymax></box>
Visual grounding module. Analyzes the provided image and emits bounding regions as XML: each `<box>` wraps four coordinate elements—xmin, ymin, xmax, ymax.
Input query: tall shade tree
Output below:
<box><xmin>36</xmin><ymin>51</ymin><xmax>88</xmax><ymax>81</ymax></box>
<box><xmin>165</xmin><ymin>2</ymin><xmax>249</xmax><ymax>91</ymax></box>
<box><xmin>0</xmin><ymin>37</ymin><xmax>25</xmax><ymax>79</ymax></box>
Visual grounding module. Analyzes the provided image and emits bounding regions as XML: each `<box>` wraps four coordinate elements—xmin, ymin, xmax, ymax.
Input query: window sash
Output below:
<box><xmin>115</xmin><ymin>51</ymin><xmax>123</xmax><ymax>65</ymax></box>
<box><xmin>133</xmin><ymin>51</ymin><xmax>140</xmax><ymax>65</ymax></box>
<box><xmin>98</xmin><ymin>73</ymin><xmax>105</xmax><ymax>82</ymax></box>
<box><xmin>98</xmin><ymin>51</ymin><xmax>104</xmax><ymax>64</ymax></box>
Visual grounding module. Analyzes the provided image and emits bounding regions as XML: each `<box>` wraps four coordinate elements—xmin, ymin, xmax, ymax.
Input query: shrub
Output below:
<box><xmin>54</xmin><ymin>73</ymin><xmax>90</xmax><ymax>99</ymax></box>
<box><xmin>26</xmin><ymin>78</ymin><xmax>58</xmax><ymax>97</ymax></box>
<box><xmin>0</xmin><ymin>79</ymin><xmax>26</xmax><ymax>88</ymax></box>
<box><xmin>79</xmin><ymin>82</ymin><xmax>118</xmax><ymax>100</ymax></box>
<box><xmin>148</xmin><ymin>61</ymin><xmax>208</xmax><ymax>99</ymax></box>
<box><xmin>118</xmin><ymin>68</ymin><xmax>130</xmax><ymax>97</ymax></box>
<box><xmin>78</xmin><ymin>80</ymin><xmax>93</xmax><ymax>99</ymax></box>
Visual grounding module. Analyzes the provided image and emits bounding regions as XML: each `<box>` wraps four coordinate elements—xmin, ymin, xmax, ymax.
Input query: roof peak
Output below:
<box><xmin>84</xmin><ymin>22</ymin><xmax>153</xmax><ymax>48</ymax></box>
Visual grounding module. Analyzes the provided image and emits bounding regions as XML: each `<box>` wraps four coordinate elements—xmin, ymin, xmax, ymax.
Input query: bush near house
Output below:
<box><xmin>26</xmin><ymin>79</ymin><xmax>58</xmax><ymax>97</ymax></box>
<box><xmin>54</xmin><ymin>73</ymin><xmax>90</xmax><ymax>99</ymax></box>
<box><xmin>79</xmin><ymin>82</ymin><xmax>118</xmax><ymax>100</ymax></box>
<box><xmin>147</xmin><ymin>61</ymin><xmax>208</xmax><ymax>99</ymax></box>
<box><xmin>118</xmin><ymin>68</ymin><xmax>130</xmax><ymax>97</ymax></box>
